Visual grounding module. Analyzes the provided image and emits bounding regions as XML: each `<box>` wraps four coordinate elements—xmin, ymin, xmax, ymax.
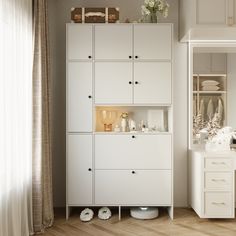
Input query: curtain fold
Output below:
<box><xmin>0</xmin><ymin>0</ymin><xmax>33</xmax><ymax>235</ymax></box>
<box><xmin>32</xmin><ymin>0</ymin><xmax>54</xmax><ymax>233</ymax></box>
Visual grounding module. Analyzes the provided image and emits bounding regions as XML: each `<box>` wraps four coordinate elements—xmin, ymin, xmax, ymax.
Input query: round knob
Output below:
<box><xmin>129</xmin><ymin>56</ymin><xmax>132</xmax><ymax>59</ymax></box>
<box><xmin>88</xmin><ymin>56</ymin><xmax>92</xmax><ymax>59</ymax></box>
<box><xmin>132</xmin><ymin>171</ymin><xmax>136</xmax><ymax>174</ymax></box>
<box><xmin>88</xmin><ymin>95</ymin><xmax>92</xmax><ymax>99</ymax></box>
<box><xmin>129</xmin><ymin>81</ymin><xmax>132</xmax><ymax>84</ymax></box>
<box><xmin>135</xmin><ymin>56</ymin><xmax>138</xmax><ymax>59</ymax></box>
<box><xmin>88</xmin><ymin>168</ymin><xmax>92</xmax><ymax>171</ymax></box>
<box><xmin>132</xmin><ymin>135</ymin><xmax>135</xmax><ymax>138</ymax></box>
<box><xmin>135</xmin><ymin>81</ymin><xmax>139</xmax><ymax>85</ymax></box>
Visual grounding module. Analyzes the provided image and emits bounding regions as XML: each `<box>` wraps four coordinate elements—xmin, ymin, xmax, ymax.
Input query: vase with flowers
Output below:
<box><xmin>141</xmin><ymin>0</ymin><xmax>169</xmax><ymax>23</ymax></box>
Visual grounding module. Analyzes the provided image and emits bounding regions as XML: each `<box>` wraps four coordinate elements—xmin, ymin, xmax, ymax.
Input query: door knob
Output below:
<box><xmin>129</xmin><ymin>81</ymin><xmax>132</xmax><ymax>84</ymax></box>
<box><xmin>135</xmin><ymin>81</ymin><xmax>139</xmax><ymax>85</ymax></box>
<box><xmin>132</xmin><ymin>171</ymin><xmax>136</xmax><ymax>174</ymax></box>
<box><xmin>135</xmin><ymin>56</ymin><xmax>139</xmax><ymax>59</ymax></box>
<box><xmin>88</xmin><ymin>95</ymin><xmax>92</xmax><ymax>99</ymax></box>
<box><xmin>129</xmin><ymin>56</ymin><xmax>132</xmax><ymax>59</ymax></box>
<box><xmin>88</xmin><ymin>56</ymin><xmax>92</xmax><ymax>59</ymax></box>
<box><xmin>132</xmin><ymin>135</ymin><xmax>135</xmax><ymax>138</ymax></box>
<box><xmin>88</xmin><ymin>168</ymin><xmax>92</xmax><ymax>171</ymax></box>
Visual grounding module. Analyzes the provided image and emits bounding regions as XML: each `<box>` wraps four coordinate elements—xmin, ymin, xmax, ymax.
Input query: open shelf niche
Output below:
<box><xmin>95</xmin><ymin>106</ymin><xmax>172</xmax><ymax>133</ymax></box>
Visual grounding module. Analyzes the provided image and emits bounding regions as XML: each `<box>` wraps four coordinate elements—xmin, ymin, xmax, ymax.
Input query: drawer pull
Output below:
<box><xmin>132</xmin><ymin>135</ymin><xmax>136</xmax><ymax>139</ymax></box>
<box><xmin>212</xmin><ymin>202</ymin><xmax>226</xmax><ymax>205</ymax></box>
<box><xmin>132</xmin><ymin>171</ymin><xmax>136</xmax><ymax>174</ymax></box>
<box><xmin>211</xmin><ymin>179</ymin><xmax>226</xmax><ymax>182</ymax></box>
<box><xmin>212</xmin><ymin>162</ymin><xmax>226</xmax><ymax>165</ymax></box>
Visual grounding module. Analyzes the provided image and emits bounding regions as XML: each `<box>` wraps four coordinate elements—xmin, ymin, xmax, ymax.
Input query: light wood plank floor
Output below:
<box><xmin>42</xmin><ymin>208</ymin><xmax>236</xmax><ymax>236</ymax></box>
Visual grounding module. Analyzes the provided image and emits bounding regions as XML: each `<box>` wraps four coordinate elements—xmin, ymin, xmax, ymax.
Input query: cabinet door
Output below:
<box><xmin>95</xmin><ymin>134</ymin><xmax>172</xmax><ymax>169</ymax></box>
<box><xmin>134</xmin><ymin>62</ymin><xmax>172</xmax><ymax>104</ymax></box>
<box><xmin>67</xmin><ymin>62</ymin><xmax>92</xmax><ymax>132</ymax></box>
<box><xmin>67</xmin><ymin>134</ymin><xmax>93</xmax><ymax>205</ymax></box>
<box><xmin>95</xmin><ymin>170</ymin><xmax>172</xmax><ymax>205</ymax></box>
<box><xmin>196</xmin><ymin>0</ymin><xmax>227</xmax><ymax>25</ymax></box>
<box><xmin>95</xmin><ymin>62</ymin><xmax>132</xmax><ymax>104</ymax></box>
<box><xmin>193</xmin><ymin>53</ymin><xmax>211</xmax><ymax>74</ymax></box>
<box><xmin>95</xmin><ymin>25</ymin><xmax>132</xmax><ymax>60</ymax></box>
<box><xmin>134</xmin><ymin>24</ymin><xmax>172</xmax><ymax>60</ymax></box>
<box><xmin>211</xmin><ymin>53</ymin><xmax>227</xmax><ymax>74</ymax></box>
<box><xmin>67</xmin><ymin>24</ymin><xmax>93</xmax><ymax>60</ymax></box>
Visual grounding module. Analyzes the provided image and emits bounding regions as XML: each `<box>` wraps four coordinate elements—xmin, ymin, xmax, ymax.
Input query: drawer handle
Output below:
<box><xmin>211</xmin><ymin>179</ymin><xmax>226</xmax><ymax>182</ymax></box>
<box><xmin>132</xmin><ymin>135</ymin><xmax>136</xmax><ymax>139</ymax></box>
<box><xmin>212</xmin><ymin>162</ymin><xmax>226</xmax><ymax>165</ymax></box>
<box><xmin>132</xmin><ymin>171</ymin><xmax>136</xmax><ymax>174</ymax></box>
<box><xmin>212</xmin><ymin>202</ymin><xmax>226</xmax><ymax>205</ymax></box>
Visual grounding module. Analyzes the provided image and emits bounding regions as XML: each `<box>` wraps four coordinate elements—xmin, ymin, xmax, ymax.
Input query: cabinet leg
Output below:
<box><xmin>167</xmin><ymin>206</ymin><xmax>174</xmax><ymax>220</ymax></box>
<box><xmin>118</xmin><ymin>206</ymin><xmax>121</xmax><ymax>221</ymax></box>
<box><xmin>66</xmin><ymin>206</ymin><xmax>71</xmax><ymax>220</ymax></box>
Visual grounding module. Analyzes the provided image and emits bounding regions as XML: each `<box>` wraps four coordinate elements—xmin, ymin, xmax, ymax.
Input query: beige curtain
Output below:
<box><xmin>32</xmin><ymin>0</ymin><xmax>54</xmax><ymax>233</ymax></box>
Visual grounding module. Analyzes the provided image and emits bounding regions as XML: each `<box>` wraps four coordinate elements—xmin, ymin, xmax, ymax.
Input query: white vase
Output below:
<box><xmin>121</xmin><ymin>118</ymin><xmax>127</xmax><ymax>132</ymax></box>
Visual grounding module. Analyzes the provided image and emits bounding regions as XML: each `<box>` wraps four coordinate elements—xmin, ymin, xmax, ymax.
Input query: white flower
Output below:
<box><xmin>144</xmin><ymin>0</ymin><xmax>149</xmax><ymax>5</ymax></box>
<box><xmin>149</xmin><ymin>1</ymin><xmax>155</xmax><ymax>7</ymax></box>
<box><xmin>141</xmin><ymin>5</ymin><xmax>151</xmax><ymax>15</ymax></box>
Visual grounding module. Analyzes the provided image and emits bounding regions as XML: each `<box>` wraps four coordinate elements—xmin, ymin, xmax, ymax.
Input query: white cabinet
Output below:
<box><xmin>67</xmin><ymin>24</ymin><xmax>93</xmax><ymax>60</ymax></box>
<box><xmin>196</xmin><ymin>0</ymin><xmax>227</xmax><ymax>25</ymax></box>
<box><xmin>95</xmin><ymin>62</ymin><xmax>133</xmax><ymax>104</ymax></box>
<box><xmin>67</xmin><ymin>62</ymin><xmax>93</xmax><ymax>132</ymax></box>
<box><xmin>95</xmin><ymin>134</ymin><xmax>171</xmax><ymax>169</ymax></box>
<box><xmin>95</xmin><ymin>170</ymin><xmax>171</xmax><ymax>205</ymax></box>
<box><xmin>67</xmin><ymin>134</ymin><xmax>93</xmax><ymax>205</ymax></box>
<box><xmin>134</xmin><ymin>25</ymin><xmax>172</xmax><ymax>60</ymax></box>
<box><xmin>193</xmin><ymin>53</ymin><xmax>227</xmax><ymax>74</ymax></box>
<box><xmin>95</xmin><ymin>62</ymin><xmax>172</xmax><ymax>104</ymax></box>
<box><xmin>66</xmin><ymin>23</ymin><xmax>173</xmax><ymax>219</ymax></box>
<box><xmin>95</xmin><ymin>25</ymin><xmax>133</xmax><ymax>60</ymax></box>
<box><xmin>134</xmin><ymin>62</ymin><xmax>172</xmax><ymax>104</ymax></box>
<box><xmin>189</xmin><ymin>150</ymin><xmax>235</xmax><ymax>218</ymax></box>
<box><xmin>180</xmin><ymin>0</ymin><xmax>236</xmax><ymax>41</ymax></box>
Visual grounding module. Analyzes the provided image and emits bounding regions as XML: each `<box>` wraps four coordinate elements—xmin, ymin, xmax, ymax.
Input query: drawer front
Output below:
<box><xmin>95</xmin><ymin>134</ymin><xmax>171</xmax><ymax>169</ymax></box>
<box><xmin>205</xmin><ymin>158</ymin><xmax>232</xmax><ymax>170</ymax></box>
<box><xmin>205</xmin><ymin>192</ymin><xmax>233</xmax><ymax>217</ymax></box>
<box><xmin>205</xmin><ymin>172</ymin><xmax>232</xmax><ymax>191</ymax></box>
<box><xmin>95</xmin><ymin>170</ymin><xmax>171</xmax><ymax>205</ymax></box>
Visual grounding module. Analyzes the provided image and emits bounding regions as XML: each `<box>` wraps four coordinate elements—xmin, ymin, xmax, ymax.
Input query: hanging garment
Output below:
<box><xmin>207</xmin><ymin>98</ymin><xmax>214</xmax><ymax>120</ymax></box>
<box><xmin>199</xmin><ymin>99</ymin><xmax>205</xmax><ymax>120</ymax></box>
<box><xmin>216</xmin><ymin>98</ymin><xmax>224</xmax><ymax>124</ymax></box>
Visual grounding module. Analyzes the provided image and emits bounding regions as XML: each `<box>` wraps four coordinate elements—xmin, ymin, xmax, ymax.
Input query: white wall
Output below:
<box><xmin>48</xmin><ymin>0</ymin><xmax>188</xmax><ymax>207</ymax></box>
<box><xmin>227</xmin><ymin>54</ymin><xmax>236</xmax><ymax>129</ymax></box>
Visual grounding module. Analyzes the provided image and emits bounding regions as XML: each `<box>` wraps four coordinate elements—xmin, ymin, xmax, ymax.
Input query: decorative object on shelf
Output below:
<box><xmin>206</xmin><ymin>126</ymin><xmax>234</xmax><ymax>151</ymax></box>
<box><xmin>71</xmin><ymin>7</ymin><xmax>119</xmax><ymax>23</ymax></box>
<box><xmin>201</xmin><ymin>80</ymin><xmax>220</xmax><ymax>91</ymax></box>
<box><xmin>129</xmin><ymin>119</ymin><xmax>136</xmax><ymax>131</ymax></box>
<box><xmin>114</xmin><ymin>125</ymin><xmax>121</xmax><ymax>132</ymax></box>
<box><xmin>147</xmin><ymin>109</ymin><xmax>165</xmax><ymax>131</ymax></box>
<box><xmin>120</xmin><ymin>112</ymin><xmax>128</xmax><ymax>132</ymax></box>
<box><xmin>193</xmin><ymin>114</ymin><xmax>206</xmax><ymax>136</ymax></box>
<box><xmin>130</xmin><ymin>207</ymin><xmax>159</xmax><ymax>220</ymax></box>
<box><xmin>140</xmin><ymin>0</ymin><xmax>169</xmax><ymax>23</ymax></box>
<box><xmin>80</xmin><ymin>208</ymin><xmax>94</xmax><ymax>222</ymax></box>
<box><xmin>98</xmin><ymin>207</ymin><xmax>112</xmax><ymax>220</ymax></box>
<box><xmin>205</xmin><ymin>113</ymin><xmax>222</xmax><ymax>139</ymax></box>
<box><xmin>100</xmin><ymin>110</ymin><xmax>117</xmax><ymax>132</ymax></box>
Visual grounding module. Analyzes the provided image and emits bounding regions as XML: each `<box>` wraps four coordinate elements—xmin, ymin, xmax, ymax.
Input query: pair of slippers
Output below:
<box><xmin>80</xmin><ymin>207</ymin><xmax>112</xmax><ymax>222</ymax></box>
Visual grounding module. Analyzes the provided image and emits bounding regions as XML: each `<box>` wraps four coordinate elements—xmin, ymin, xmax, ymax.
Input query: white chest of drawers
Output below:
<box><xmin>189</xmin><ymin>150</ymin><xmax>236</xmax><ymax>218</ymax></box>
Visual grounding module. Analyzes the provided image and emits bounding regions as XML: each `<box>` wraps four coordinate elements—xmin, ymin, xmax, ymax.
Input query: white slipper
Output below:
<box><xmin>98</xmin><ymin>207</ymin><xmax>112</xmax><ymax>220</ymax></box>
<box><xmin>80</xmin><ymin>208</ymin><xmax>94</xmax><ymax>222</ymax></box>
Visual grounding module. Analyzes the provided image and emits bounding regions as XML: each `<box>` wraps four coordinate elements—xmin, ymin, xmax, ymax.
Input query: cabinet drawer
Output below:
<box><xmin>95</xmin><ymin>170</ymin><xmax>171</xmax><ymax>205</ymax></box>
<box><xmin>205</xmin><ymin>192</ymin><xmax>233</xmax><ymax>218</ymax></box>
<box><xmin>95</xmin><ymin>134</ymin><xmax>171</xmax><ymax>169</ymax></box>
<box><xmin>205</xmin><ymin>172</ymin><xmax>232</xmax><ymax>191</ymax></box>
<box><xmin>205</xmin><ymin>158</ymin><xmax>232</xmax><ymax>170</ymax></box>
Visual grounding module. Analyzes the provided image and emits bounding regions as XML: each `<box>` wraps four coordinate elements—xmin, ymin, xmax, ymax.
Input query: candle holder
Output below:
<box><xmin>100</xmin><ymin>110</ymin><xmax>117</xmax><ymax>132</ymax></box>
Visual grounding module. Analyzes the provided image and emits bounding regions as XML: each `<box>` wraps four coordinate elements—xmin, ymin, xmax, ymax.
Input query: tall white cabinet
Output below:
<box><xmin>66</xmin><ymin>23</ymin><xmax>173</xmax><ymax>219</ymax></box>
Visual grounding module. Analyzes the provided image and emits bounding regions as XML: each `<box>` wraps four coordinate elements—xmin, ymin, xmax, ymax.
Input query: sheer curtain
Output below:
<box><xmin>0</xmin><ymin>0</ymin><xmax>33</xmax><ymax>236</ymax></box>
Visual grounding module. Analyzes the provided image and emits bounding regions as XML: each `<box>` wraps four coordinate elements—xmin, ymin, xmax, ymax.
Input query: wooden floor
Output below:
<box><xmin>42</xmin><ymin>208</ymin><xmax>236</xmax><ymax>236</ymax></box>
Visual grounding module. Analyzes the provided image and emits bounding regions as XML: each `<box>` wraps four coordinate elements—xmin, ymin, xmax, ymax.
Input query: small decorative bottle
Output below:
<box><xmin>120</xmin><ymin>112</ymin><xmax>128</xmax><ymax>132</ymax></box>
